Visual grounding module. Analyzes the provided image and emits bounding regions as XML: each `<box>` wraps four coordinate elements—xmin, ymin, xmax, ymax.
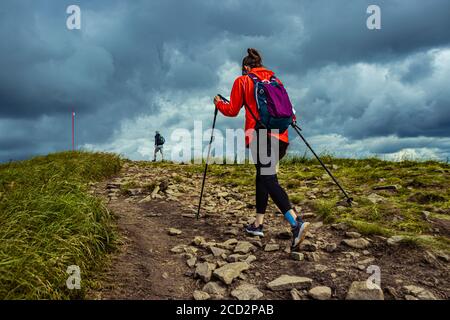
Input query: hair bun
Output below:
<box><xmin>242</xmin><ymin>48</ymin><xmax>263</xmax><ymax>70</ymax></box>
<box><xmin>247</xmin><ymin>48</ymin><xmax>261</xmax><ymax>61</ymax></box>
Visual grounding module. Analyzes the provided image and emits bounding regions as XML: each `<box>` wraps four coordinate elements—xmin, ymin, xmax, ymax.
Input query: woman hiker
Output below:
<box><xmin>214</xmin><ymin>48</ymin><xmax>311</xmax><ymax>250</ymax></box>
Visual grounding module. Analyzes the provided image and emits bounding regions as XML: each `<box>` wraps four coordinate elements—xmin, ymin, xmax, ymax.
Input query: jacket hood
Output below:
<box><xmin>247</xmin><ymin>67</ymin><xmax>275</xmax><ymax>80</ymax></box>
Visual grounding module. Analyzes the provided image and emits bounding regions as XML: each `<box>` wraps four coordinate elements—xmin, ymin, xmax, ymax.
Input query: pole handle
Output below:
<box><xmin>218</xmin><ymin>94</ymin><xmax>229</xmax><ymax>103</ymax></box>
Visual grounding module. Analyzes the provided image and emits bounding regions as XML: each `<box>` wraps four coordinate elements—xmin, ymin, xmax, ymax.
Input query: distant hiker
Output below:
<box><xmin>153</xmin><ymin>131</ymin><xmax>165</xmax><ymax>162</ymax></box>
<box><xmin>214</xmin><ymin>48</ymin><xmax>311</xmax><ymax>250</ymax></box>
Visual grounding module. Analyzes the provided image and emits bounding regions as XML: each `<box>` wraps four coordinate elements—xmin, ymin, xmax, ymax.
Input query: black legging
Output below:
<box><xmin>250</xmin><ymin>132</ymin><xmax>292</xmax><ymax>214</ymax></box>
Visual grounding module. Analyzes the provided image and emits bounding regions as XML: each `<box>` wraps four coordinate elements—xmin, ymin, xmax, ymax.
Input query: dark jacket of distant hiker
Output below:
<box><xmin>155</xmin><ymin>133</ymin><xmax>164</xmax><ymax>146</ymax></box>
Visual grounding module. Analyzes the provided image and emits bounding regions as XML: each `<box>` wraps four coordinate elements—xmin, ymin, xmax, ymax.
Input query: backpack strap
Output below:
<box><xmin>246</xmin><ymin>73</ymin><xmax>268</xmax><ymax>129</ymax></box>
<box><xmin>249</xmin><ymin>73</ymin><xmax>279</xmax><ymax>84</ymax></box>
<box><xmin>244</xmin><ymin>104</ymin><xmax>263</xmax><ymax>126</ymax></box>
<box><xmin>247</xmin><ymin>73</ymin><xmax>261</xmax><ymax>83</ymax></box>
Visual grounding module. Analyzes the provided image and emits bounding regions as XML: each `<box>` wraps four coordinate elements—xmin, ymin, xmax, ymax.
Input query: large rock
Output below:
<box><xmin>168</xmin><ymin>228</ymin><xmax>182</xmax><ymax>236</ymax></box>
<box><xmin>234</xmin><ymin>241</ymin><xmax>256</xmax><ymax>254</ymax></box>
<box><xmin>264</xmin><ymin>244</ymin><xmax>280</xmax><ymax>252</ymax></box>
<box><xmin>342</xmin><ymin>238</ymin><xmax>370</xmax><ymax>249</ymax></box>
<box><xmin>290</xmin><ymin>288</ymin><xmax>303</xmax><ymax>300</ymax></box>
<box><xmin>170</xmin><ymin>244</ymin><xmax>186</xmax><ymax>254</ymax></box>
<box><xmin>387</xmin><ymin>235</ymin><xmax>405</xmax><ymax>246</ymax></box>
<box><xmin>193</xmin><ymin>290</ymin><xmax>210</xmax><ymax>300</ymax></box>
<box><xmin>244</xmin><ymin>255</ymin><xmax>257</xmax><ymax>264</ymax></box>
<box><xmin>403</xmin><ymin>285</ymin><xmax>437</xmax><ymax>300</ymax></box>
<box><xmin>186</xmin><ymin>257</ymin><xmax>197</xmax><ymax>268</ymax></box>
<box><xmin>346</xmin><ymin>281</ymin><xmax>384</xmax><ymax>300</ymax></box>
<box><xmin>218</xmin><ymin>239</ymin><xmax>238</xmax><ymax>250</ymax></box>
<box><xmin>227</xmin><ymin>254</ymin><xmax>249</xmax><ymax>262</ymax></box>
<box><xmin>171</xmin><ymin>244</ymin><xmax>198</xmax><ymax>254</ymax></box>
<box><xmin>202</xmin><ymin>281</ymin><xmax>227</xmax><ymax>297</ymax></box>
<box><xmin>192</xmin><ymin>236</ymin><xmax>206</xmax><ymax>246</ymax></box>
<box><xmin>195</xmin><ymin>262</ymin><xmax>216</xmax><ymax>282</ymax></box>
<box><xmin>151</xmin><ymin>185</ymin><xmax>160</xmax><ymax>198</ymax></box>
<box><xmin>345</xmin><ymin>232</ymin><xmax>361</xmax><ymax>239</ymax></box>
<box><xmin>231</xmin><ymin>283</ymin><xmax>264</xmax><ymax>300</ymax></box>
<box><xmin>291</xmin><ymin>252</ymin><xmax>304</xmax><ymax>261</ymax></box>
<box><xmin>184</xmin><ymin>246</ymin><xmax>199</xmax><ymax>255</ymax></box>
<box><xmin>200</xmin><ymin>254</ymin><xmax>215</xmax><ymax>263</ymax></box>
<box><xmin>138</xmin><ymin>195</ymin><xmax>152</xmax><ymax>203</ymax></box>
<box><xmin>224</xmin><ymin>229</ymin><xmax>239</xmax><ymax>236</ymax></box>
<box><xmin>308</xmin><ymin>286</ymin><xmax>332</xmax><ymax>300</ymax></box>
<box><xmin>210</xmin><ymin>246</ymin><xmax>226</xmax><ymax>257</ymax></box>
<box><xmin>267</xmin><ymin>275</ymin><xmax>313</xmax><ymax>291</ymax></box>
<box><xmin>314</xmin><ymin>264</ymin><xmax>328</xmax><ymax>273</ymax></box>
<box><xmin>216</xmin><ymin>260</ymin><xmax>228</xmax><ymax>268</ymax></box>
<box><xmin>213</xmin><ymin>262</ymin><xmax>250</xmax><ymax>285</ymax></box>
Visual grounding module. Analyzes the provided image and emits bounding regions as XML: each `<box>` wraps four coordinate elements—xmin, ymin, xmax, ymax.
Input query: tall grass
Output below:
<box><xmin>0</xmin><ymin>151</ymin><xmax>121</xmax><ymax>299</ymax></box>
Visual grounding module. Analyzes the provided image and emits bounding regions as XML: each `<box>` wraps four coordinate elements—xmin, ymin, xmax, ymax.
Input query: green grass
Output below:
<box><xmin>314</xmin><ymin>199</ymin><xmax>338</xmax><ymax>223</ymax></box>
<box><xmin>0</xmin><ymin>151</ymin><xmax>121</xmax><ymax>299</ymax></box>
<box><xmin>346</xmin><ymin>220</ymin><xmax>392</xmax><ymax>237</ymax></box>
<box><xmin>148</xmin><ymin>155</ymin><xmax>449</xmax><ymax>252</ymax></box>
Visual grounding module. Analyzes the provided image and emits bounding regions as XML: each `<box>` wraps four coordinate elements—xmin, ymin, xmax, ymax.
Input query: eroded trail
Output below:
<box><xmin>89</xmin><ymin>162</ymin><xmax>449</xmax><ymax>300</ymax></box>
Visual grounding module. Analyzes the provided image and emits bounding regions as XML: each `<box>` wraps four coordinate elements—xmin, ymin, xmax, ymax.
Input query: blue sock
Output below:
<box><xmin>284</xmin><ymin>211</ymin><xmax>298</xmax><ymax>228</ymax></box>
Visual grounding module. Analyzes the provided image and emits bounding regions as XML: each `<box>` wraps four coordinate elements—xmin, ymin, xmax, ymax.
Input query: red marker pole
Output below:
<box><xmin>72</xmin><ymin>109</ymin><xmax>75</xmax><ymax>151</ymax></box>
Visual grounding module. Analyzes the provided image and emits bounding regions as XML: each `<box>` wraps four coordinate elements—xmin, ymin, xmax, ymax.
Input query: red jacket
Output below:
<box><xmin>214</xmin><ymin>67</ymin><xmax>291</xmax><ymax>146</ymax></box>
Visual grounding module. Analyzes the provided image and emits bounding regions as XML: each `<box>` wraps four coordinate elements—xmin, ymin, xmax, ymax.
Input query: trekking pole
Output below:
<box><xmin>291</xmin><ymin>122</ymin><xmax>353</xmax><ymax>205</ymax></box>
<box><xmin>197</xmin><ymin>103</ymin><xmax>219</xmax><ymax>219</ymax></box>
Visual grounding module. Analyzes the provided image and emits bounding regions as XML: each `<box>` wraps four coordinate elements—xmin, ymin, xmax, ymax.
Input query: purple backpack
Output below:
<box><xmin>247</xmin><ymin>73</ymin><xmax>294</xmax><ymax>133</ymax></box>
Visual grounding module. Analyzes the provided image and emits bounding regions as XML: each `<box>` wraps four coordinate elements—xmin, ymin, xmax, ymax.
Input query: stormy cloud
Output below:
<box><xmin>0</xmin><ymin>0</ymin><xmax>449</xmax><ymax>162</ymax></box>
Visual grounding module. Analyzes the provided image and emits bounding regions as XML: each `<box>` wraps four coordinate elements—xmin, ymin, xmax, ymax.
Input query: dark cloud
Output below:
<box><xmin>294</xmin><ymin>0</ymin><xmax>450</xmax><ymax>72</ymax></box>
<box><xmin>0</xmin><ymin>0</ymin><xmax>449</xmax><ymax>162</ymax></box>
<box><xmin>296</xmin><ymin>48</ymin><xmax>450</xmax><ymax>143</ymax></box>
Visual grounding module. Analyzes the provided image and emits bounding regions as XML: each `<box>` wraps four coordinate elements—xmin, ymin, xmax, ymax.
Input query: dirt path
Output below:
<box><xmin>89</xmin><ymin>162</ymin><xmax>450</xmax><ymax>300</ymax></box>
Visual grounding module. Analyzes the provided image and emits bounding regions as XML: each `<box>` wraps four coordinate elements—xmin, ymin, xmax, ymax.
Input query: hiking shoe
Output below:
<box><xmin>245</xmin><ymin>223</ymin><xmax>264</xmax><ymax>237</ymax></box>
<box><xmin>291</xmin><ymin>218</ymin><xmax>310</xmax><ymax>249</ymax></box>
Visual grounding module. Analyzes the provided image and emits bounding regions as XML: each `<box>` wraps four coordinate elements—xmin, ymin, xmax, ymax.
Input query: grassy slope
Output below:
<box><xmin>0</xmin><ymin>151</ymin><xmax>121</xmax><ymax>299</ymax></box>
<box><xmin>1</xmin><ymin>152</ymin><xmax>447</xmax><ymax>299</ymax></box>
<box><xmin>144</xmin><ymin>156</ymin><xmax>450</xmax><ymax>252</ymax></box>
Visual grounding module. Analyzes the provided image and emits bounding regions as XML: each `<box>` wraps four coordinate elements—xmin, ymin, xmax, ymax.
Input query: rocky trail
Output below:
<box><xmin>89</xmin><ymin>162</ymin><xmax>449</xmax><ymax>300</ymax></box>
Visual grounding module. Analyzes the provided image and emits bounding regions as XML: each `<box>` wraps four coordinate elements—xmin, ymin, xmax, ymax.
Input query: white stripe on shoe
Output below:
<box><xmin>292</xmin><ymin>222</ymin><xmax>311</xmax><ymax>248</ymax></box>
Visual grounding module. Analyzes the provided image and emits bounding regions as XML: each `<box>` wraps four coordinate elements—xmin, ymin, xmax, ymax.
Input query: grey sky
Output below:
<box><xmin>1</xmin><ymin>0</ymin><xmax>450</xmax><ymax>162</ymax></box>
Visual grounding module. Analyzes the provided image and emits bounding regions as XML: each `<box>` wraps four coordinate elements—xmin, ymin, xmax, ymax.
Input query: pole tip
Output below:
<box><xmin>347</xmin><ymin>197</ymin><xmax>353</xmax><ymax>206</ymax></box>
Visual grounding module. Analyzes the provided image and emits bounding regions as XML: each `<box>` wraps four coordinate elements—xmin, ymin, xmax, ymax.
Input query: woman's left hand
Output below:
<box><xmin>213</xmin><ymin>95</ymin><xmax>221</xmax><ymax>105</ymax></box>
